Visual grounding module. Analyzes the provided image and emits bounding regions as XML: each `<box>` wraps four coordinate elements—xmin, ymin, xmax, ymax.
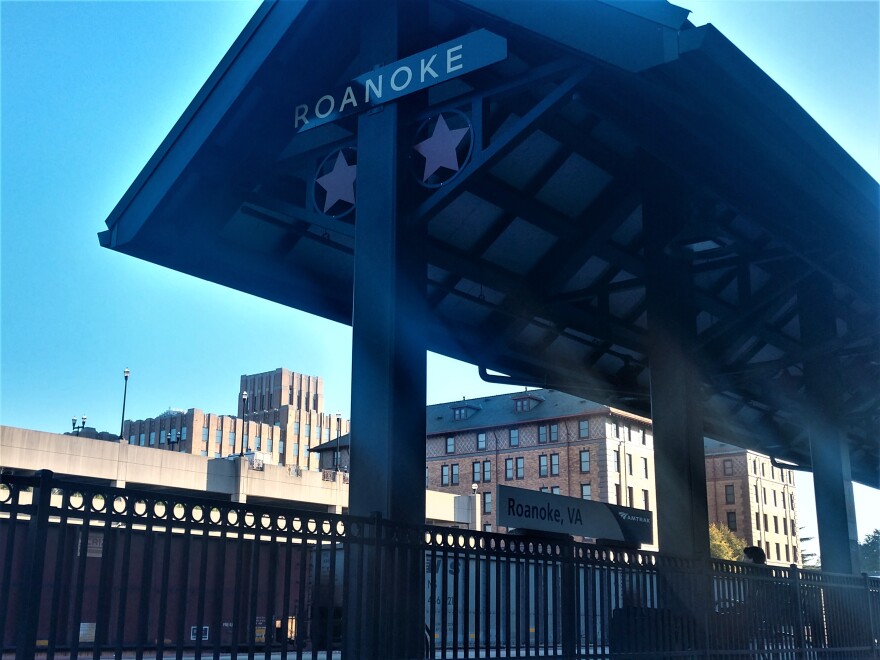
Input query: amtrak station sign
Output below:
<box><xmin>294</xmin><ymin>29</ymin><xmax>507</xmax><ymax>132</ymax></box>
<box><xmin>498</xmin><ymin>485</ymin><xmax>654</xmax><ymax>545</ymax></box>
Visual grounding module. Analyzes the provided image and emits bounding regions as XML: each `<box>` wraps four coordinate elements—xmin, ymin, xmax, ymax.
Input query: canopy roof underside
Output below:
<box><xmin>101</xmin><ymin>0</ymin><xmax>879</xmax><ymax>487</ymax></box>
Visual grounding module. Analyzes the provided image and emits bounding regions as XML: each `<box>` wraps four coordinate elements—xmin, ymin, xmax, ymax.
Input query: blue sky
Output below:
<box><xmin>1</xmin><ymin>1</ymin><xmax>877</xmax><ymax>548</ymax></box>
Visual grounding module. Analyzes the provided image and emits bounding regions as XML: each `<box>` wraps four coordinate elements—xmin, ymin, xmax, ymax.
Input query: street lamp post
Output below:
<box><xmin>119</xmin><ymin>368</ymin><xmax>130</xmax><ymax>440</ymax></box>
<box><xmin>240</xmin><ymin>391</ymin><xmax>248</xmax><ymax>457</ymax></box>
<box><xmin>71</xmin><ymin>415</ymin><xmax>87</xmax><ymax>435</ymax></box>
<box><xmin>335</xmin><ymin>413</ymin><xmax>342</xmax><ymax>471</ymax></box>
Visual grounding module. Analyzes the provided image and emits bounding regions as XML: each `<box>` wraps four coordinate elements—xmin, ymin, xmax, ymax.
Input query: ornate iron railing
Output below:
<box><xmin>2</xmin><ymin>472</ymin><xmax>877</xmax><ymax>659</ymax></box>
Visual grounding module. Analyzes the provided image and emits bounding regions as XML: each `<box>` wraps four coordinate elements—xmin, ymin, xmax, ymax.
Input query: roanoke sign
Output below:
<box><xmin>497</xmin><ymin>485</ymin><xmax>654</xmax><ymax>545</ymax></box>
<box><xmin>294</xmin><ymin>29</ymin><xmax>507</xmax><ymax>132</ymax></box>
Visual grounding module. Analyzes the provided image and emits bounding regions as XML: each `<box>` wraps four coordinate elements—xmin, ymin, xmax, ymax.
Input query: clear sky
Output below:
<box><xmin>2</xmin><ymin>1</ymin><xmax>877</xmax><ymax>553</ymax></box>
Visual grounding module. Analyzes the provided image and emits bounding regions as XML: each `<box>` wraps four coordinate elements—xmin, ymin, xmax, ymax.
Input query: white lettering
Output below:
<box><xmin>420</xmin><ymin>53</ymin><xmax>438</xmax><ymax>82</ymax></box>
<box><xmin>390</xmin><ymin>65</ymin><xmax>413</xmax><ymax>92</ymax></box>
<box><xmin>294</xmin><ymin>104</ymin><xmax>309</xmax><ymax>129</ymax></box>
<box><xmin>365</xmin><ymin>75</ymin><xmax>383</xmax><ymax>103</ymax></box>
<box><xmin>339</xmin><ymin>86</ymin><xmax>358</xmax><ymax>112</ymax></box>
<box><xmin>447</xmin><ymin>44</ymin><xmax>463</xmax><ymax>73</ymax></box>
<box><xmin>314</xmin><ymin>94</ymin><xmax>335</xmax><ymax>119</ymax></box>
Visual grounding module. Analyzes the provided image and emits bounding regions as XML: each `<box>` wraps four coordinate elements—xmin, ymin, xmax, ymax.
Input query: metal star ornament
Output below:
<box><xmin>412</xmin><ymin>112</ymin><xmax>472</xmax><ymax>186</ymax></box>
<box><xmin>315</xmin><ymin>148</ymin><xmax>357</xmax><ymax>216</ymax></box>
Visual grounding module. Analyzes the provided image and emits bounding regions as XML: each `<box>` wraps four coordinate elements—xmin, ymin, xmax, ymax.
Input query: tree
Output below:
<box><xmin>859</xmin><ymin>529</ymin><xmax>880</xmax><ymax>574</ymax></box>
<box><xmin>799</xmin><ymin>526</ymin><xmax>820</xmax><ymax>569</ymax></box>
<box><xmin>709</xmin><ymin>523</ymin><xmax>747</xmax><ymax>561</ymax></box>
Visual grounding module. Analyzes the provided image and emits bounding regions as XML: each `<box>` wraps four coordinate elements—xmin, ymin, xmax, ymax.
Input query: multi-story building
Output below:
<box><xmin>423</xmin><ymin>389</ymin><xmax>657</xmax><ymax>547</ymax></box>
<box><xmin>123</xmin><ymin>368</ymin><xmax>350</xmax><ymax>471</ymax></box>
<box><xmin>419</xmin><ymin>389</ymin><xmax>799</xmax><ymax>565</ymax></box>
<box><xmin>705</xmin><ymin>439</ymin><xmax>801</xmax><ymax>565</ymax></box>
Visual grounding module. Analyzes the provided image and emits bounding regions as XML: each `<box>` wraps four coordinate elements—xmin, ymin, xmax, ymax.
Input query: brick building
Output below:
<box><xmin>705</xmin><ymin>439</ymin><xmax>801</xmax><ymax>565</ymax></box>
<box><xmin>122</xmin><ymin>368</ymin><xmax>349</xmax><ymax>471</ymax></box>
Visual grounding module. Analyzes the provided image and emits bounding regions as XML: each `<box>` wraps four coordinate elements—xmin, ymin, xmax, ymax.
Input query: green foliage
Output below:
<box><xmin>709</xmin><ymin>523</ymin><xmax>747</xmax><ymax>561</ymax></box>
<box><xmin>860</xmin><ymin>529</ymin><xmax>880</xmax><ymax>574</ymax></box>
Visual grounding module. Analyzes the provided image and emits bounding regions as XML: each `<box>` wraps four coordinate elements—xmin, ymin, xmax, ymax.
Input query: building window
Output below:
<box><xmin>773</xmin><ymin>490</ymin><xmax>777</xmax><ymax>506</ymax></box>
<box><xmin>200</xmin><ymin>450</ymin><xmax>208</xmax><ymax>457</ymax></box>
<box><xmin>761</xmin><ymin>463</ymin><xmax>766</xmax><ymax>477</ymax></box>
<box><xmin>785</xmin><ymin>545</ymin><xmax>790</xmax><ymax>562</ymax></box>
<box><xmin>214</xmin><ymin>429</ymin><xmax>221</xmax><ymax>443</ymax></box>
<box><xmin>129</xmin><ymin>434</ymin><xmax>135</xmax><ymax>444</ymax></box>
<box><xmin>509</xmin><ymin>428</ymin><xmax>519</xmax><ymax>447</ymax></box>
<box><xmin>614</xmin><ymin>484</ymin><xmax>621</xmax><ymax>505</ymax></box>
<box><xmin>515</xmin><ymin>457</ymin><xmax>524</xmax><ymax>479</ymax></box>
<box><xmin>139</xmin><ymin>433</ymin><xmax>145</xmax><ymax>446</ymax></box>
<box><xmin>725</xmin><ymin>484</ymin><xmax>735</xmax><ymax>505</ymax></box>
<box><xmin>550</xmin><ymin>453</ymin><xmax>559</xmax><ymax>476</ymax></box>
<box><xmin>538</xmin><ymin>426</ymin><xmax>547</xmax><ymax>444</ymax></box>
<box><xmin>451</xmin><ymin>464</ymin><xmax>459</xmax><ymax>486</ymax></box>
<box><xmin>783</xmin><ymin>518</ymin><xmax>788</xmax><ymax>535</ymax></box>
<box><xmin>214</xmin><ymin>452</ymin><xmax>222</xmax><ymax>459</ymax></box>
<box><xmin>255</xmin><ymin>436</ymin><xmax>261</xmax><ymax>451</ymax></box>
<box><xmin>540</xmin><ymin>487</ymin><xmax>549</xmax><ymax>493</ymax></box>
<box><xmin>202</xmin><ymin>426</ymin><xmax>209</xmax><ymax>441</ymax></box>
<box><xmin>473</xmin><ymin>462</ymin><xmax>481</xmax><ymax>483</ymax></box>
<box><xmin>267</xmin><ymin>438</ymin><xmax>273</xmax><ymax>453</ymax></box>
<box><xmin>549</xmin><ymin>424</ymin><xmax>558</xmax><ymax>442</ymax></box>
<box><xmin>775</xmin><ymin>543</ymin><xmax>781</xmax><ymax>561</ymax></box>
<box><xmin>763</xmin><ymin>488</ymin><xmax>767</xmax><ymax>504</ymax></box>
<box><xmin>627</xmin><ymin>486</ymin><xmax>634</xmax><ymax>506</ymax></box>
<box><xmin>453</xmin><ymin>408</ymin><xmax>466</xmax><ymax>421</ymax></box>
<box><xmin>580</xmin><ymin>450</ymin><xmax>590</xmax><ymax>473</ymax></box>
<box><xmin>483</xmin><ymin>493</ymin><xmax>492</xmax><ymax>514</ymax></box>
<box><xmin>774</xmin><ymin>516</ymin><xmax>779</xmax><ymax>533</ymax></box>
<box><xmin>515</xmin><ymin>398</ymin><xmax>530</xmax><ymax>412</ymax></box>
<box><xmin>627</xmin><ymin>454</ymin><xmax>633</xmax><ymax>476</ymax></box>
<box><xmin>723</xmin><ymin>459</ymin><xmax>733</xmax><ymax>476</ymax></box>
<box><xmin>727</xmin><ymin>511</ymin><xmax>737</xmax><ymax>531</ymax></box>
<box><xmin>293</xmin><ymin>422</ymin><xmax>300</xmax><ymax>436</ymax></box>
<box><xmin>160</xmin><ymin>430</ymin><xmax>166</xmax><ymax>445</ymax></box>
<box><xmin>483</xmin><ymin>524</ymin><xmax>492</xmax><ymax>532</ymax></box>
<box><xmin>539</xmin><ymin>455</ymin><xmax>548</xmax><ymax>478</ymax></box>
<box><xmin>642</xmin><ymin>457</ymin><xmax>648</xmax><ymax>479</ymax></box>
<box><xmin>613</xmin><ymin>450</ymin><xmax>620</xmax><ymax>473</ymax></box>
<box><xmin>477</xmin><ymin>432</ymin><xmax>486</xmax><ymax>450</ymax></box>
<box><xmin>581</xmin><ymin>483</ymin><xmax>592</xmax><ymax>500</ymax></box>
<box><xmin>642</xmin><ymin>489</ymin><xmax>650</xmax><ymax>510</ymax></box>
<box><xmin>578</xmin><ymin>419</ymin><xmax>589</xmax><ymax>438</ymax></box>
<box><xmin>149</xmin><ymin>431</ymin><xmax>156</xmax><ymax>446</ymax></box>
<box><xmin>446</xmin><ymin>436</ymin><xmax>455</xmax><ymax>454</ymax></box>
<box><xmin>441</xmin><ymin>465</ymin><xmax>449</xmax><ymax>486</ymax></box>
<box><xmin>505</xmin><ymin>458</ymin><xmax>514</xmax><ymax>480</ymax></box>
<box><xmin>612</xmin><ymin>419</ymin><xmax>619</xmax><ymax>438</ymax></box>
<box><xmin>551</xmin><ymin>486</ymin><xmax>561</xmax><ymax>495</ymax></box>
<box><xmin>764</xmin><ymin>513</ymin><xmax>769</xmax><ymax>531</ymax></box>
<box><xmin>305</xmin><ymin>424</ymin><xmax>311</xmax><ymax>438</ymax></box>
<box><xmin>756</xmin><ymin>513</ymin><xmax>761</xmax><ymax>531</ymax></box>
<box><xmin>228</xmin><ymin>431</ymin><xmax>235</xmax><ymax>447</ymax></box>
<box><xmin>483</xmin><ymin>460</ymin><xmax>491</xmax><ymax>482</ymax></box>
<box><xmin>181</xmin><ymin>427</ymin><xmax>187</xmax><ymax>440</ymax></box>
<box><xmin>754</xmin><ymin>485</ymin><xmax>759</xmax><ymax>503</ymax></box>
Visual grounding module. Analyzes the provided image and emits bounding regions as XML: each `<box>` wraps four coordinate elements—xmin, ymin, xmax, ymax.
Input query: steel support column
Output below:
<box><xmin>643</xmin><ymin>161</ymin><xmax>710</xmax><ymax>560</ymax></box>
<box><xmin>347</xmin><ymin>1</ymin><xmax>427</xmax><ymax>657</ymax></box>
<box><xmin>799</xmin><ymin>273</ymin><xmax>859</xmax><ymax>574</ymax></box>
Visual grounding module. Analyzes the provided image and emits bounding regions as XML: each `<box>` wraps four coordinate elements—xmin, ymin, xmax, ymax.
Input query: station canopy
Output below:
<box><xmin>101</xmin><ymin>0</ymin><xmax>879</xmax><ymax>487</ymax></box>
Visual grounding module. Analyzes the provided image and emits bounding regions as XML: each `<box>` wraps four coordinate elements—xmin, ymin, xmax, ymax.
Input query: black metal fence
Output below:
<box><xmin>2</xmin><ymin>472</ymin><xmax>878</xmax><ymax>659</ymax></box>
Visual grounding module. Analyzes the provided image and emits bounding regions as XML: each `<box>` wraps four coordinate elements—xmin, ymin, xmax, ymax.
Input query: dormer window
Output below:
<box><xmin>451</xmin><ymin>402</ymin><xmax>479</xmax><ymax>421</ymax></box>
<box><xmin>512</xmin><ymin>394</ymin><xmax>543</xmax><ymax>412</ymax></box>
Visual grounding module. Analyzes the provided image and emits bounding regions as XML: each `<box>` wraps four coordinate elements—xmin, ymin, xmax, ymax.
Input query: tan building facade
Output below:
<box><xmin>123</xmin><ymin>368</ymin><xmax>350</xmax><ymax>472</ymax></box>
<box><xmin>705</xmin><ymin>439</ymin><xmax>800</xmax><ymax>565</ymax></box>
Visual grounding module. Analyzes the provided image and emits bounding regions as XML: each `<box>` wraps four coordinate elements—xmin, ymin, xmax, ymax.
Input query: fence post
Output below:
<box><xmin>789</xmin><ymin>564</ymin><xmax>807</xmax><ymax>653</ymax></box>
<box><xmin>561</xmin><ymin>541</ymin><xmax>577</xmax><ymax>659</ymax></box>
<box><xmin>864</xmin><ymin>573</ymin><xmax>878</xmax><ymax>654</ymax></box>
<box><xmin>16</xmin><ymin>469</ymin><xmax>54</xmax><ymax>660</ymax></box>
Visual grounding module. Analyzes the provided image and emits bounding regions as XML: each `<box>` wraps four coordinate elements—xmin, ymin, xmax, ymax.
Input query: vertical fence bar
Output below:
<box><xmin>114</xmin><ymin>504</ymin><xmax>134</xmax><ymax>660</ymax></box>
<box><xmin>0</xmin><ymin>477</ymin><xmax>23</xmax><ymax>654</ymax></box>
<box><xmin>46</xmin><ymin>499</ymin><xmax>71</xmax><ymax>660</ymax></box>
<box><xmin>174</xmin><ymin>507</ymin><xmax>193</xmax><ymax>660</ymax></box>
<box><xmin>194</xmin><ymin>517</ymin><xmax>210</xmax><ymax>660</ymax></box>
<box><xmin>16</xmin><ymin>470</ymin><xmax>53</xmax><ymax>660</ymax></box>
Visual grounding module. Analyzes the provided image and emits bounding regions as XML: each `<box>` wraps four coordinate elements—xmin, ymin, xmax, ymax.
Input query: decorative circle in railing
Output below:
<box><xmin>209</xmin><ymin>507</ymin><xmax>221</xmax><ymax>524</ymax></box>
<box><xmin>456</xmin><ymin>534</ymin><xmax>464</xmax><ymax>548</ymax></box>
<box><xmin>292</xmin><ymin>517</ymin><xmax>303</xmax><ymax>532</ymax></box>
<box><xmin>227</xmin><ymin>510</ymin><xmax>239</xmax><ymax>526</ymax></box>
<box><xmin>172</xmin><ymin>503</ymin><xmax>185</xmax><ymax>521</ymax></box>
<box><xmin>91</xmin><ymin>494</ymin><xmax>106</xmax><ymax>512</ymax></box>
<box><xmin>69</xmin><ymin>491</ymin><xmax>84</xmax><ymax>510</ymax></box>
<box><xmin>468</xmin><ymin>535</ymin><xmax>476</xmax><ymax>549</ymax></box>
<box><xmin>277</xmin><ymin>515</ymin><xmax>287</xmax><ymax>530</ymax></box>
<box><xmin>435</xmin><ymin>533</ymin><xmax>443</xmax><ymax>545</ymax></box>
<box><xmin>499</xmin><ymin>539</ymin><xmax>506</xmax><ymax>551</ymax></box>
<box><xmin>113</xmin><ymin>496</ymin><xmax>126</xmax><ymax>514</ymax></box>
<box><xmin>244</xmin><ymin>512</ymin><xmax>255</xmax><ymax>528</ymax></box>
<box><xmin>261</xmin><ymin>513</ymin><xmax>271</xmax><ymax>530</ymax></box>
<box><xmin>336</xmin><ymin>520</ymin><xmax>345</xmax><ymax>535</ymax></box>
<box><xmin>0</xmin><ymin>483</ymin><xmax>10</xmax><ymax>504</ymax></box>
<box><xmin>191</xmin><ymin>505</ymin><xmax>204</xmax><ymax>523</ymax></box>
<box><xmin>349</xmin><ymin>521</ymin><xmax>360</xmax><ymax>537</ymax></box>
<box><xmin>446</xmin><ymin>533</ymin><xmax>454</xmax><ymax>546</ymax></box>
<box><xmin>307</xmin><ymin>519</ymin><xmax>317</xmax><ymax>534</ymax></box>
<box><xmin>322</xmin><ymin>520</ymin><xmax>331</xmax><ymax>535</ymax></box>
<box><xmin>134</xmin><ymin>499</ymin><xmax>147</xmax><ymax>516</ymax></box>
<box><xmin>153</xmin><ymin>501</ymin><xmax>166</xmax><ymax>518</ymax></box>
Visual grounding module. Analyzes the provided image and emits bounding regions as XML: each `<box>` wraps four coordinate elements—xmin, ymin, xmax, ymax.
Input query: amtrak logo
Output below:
<box><xmin>411</xmin><ymin>111</ymin><xmax>472</xmax><ymax>187</ymax></box>
<box><xmin>314</xmin><ymin>148</ymin><xmax>356</xmax><ymax>217</ymax></box>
